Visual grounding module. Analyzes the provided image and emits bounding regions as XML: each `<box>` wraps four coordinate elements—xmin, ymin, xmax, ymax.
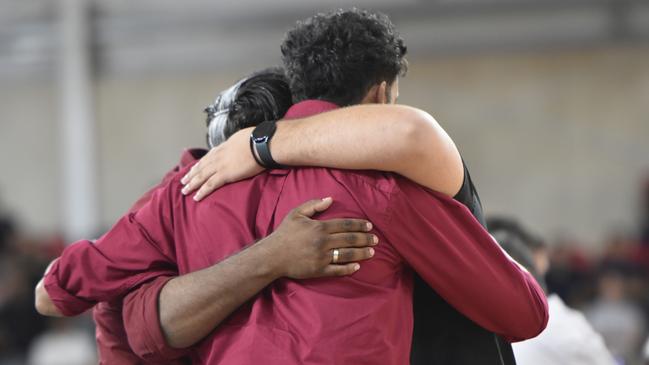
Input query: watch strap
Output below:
<box><xmin>250</xmin><ymin>121</ymin><xmax>285</xmax><ymax>169</ymax></box>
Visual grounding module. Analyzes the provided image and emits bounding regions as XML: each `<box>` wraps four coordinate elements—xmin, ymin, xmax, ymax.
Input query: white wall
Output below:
<box><xmin>402</xmin><ymin>46</ymin><xmax>649</xmax><ymax>244</ymax></box>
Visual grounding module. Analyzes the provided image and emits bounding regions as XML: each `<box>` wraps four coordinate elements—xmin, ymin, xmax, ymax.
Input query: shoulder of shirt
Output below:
<box><xmin>290</xmin><ymin>167</ymin><xmax>401</xmax><ymax>195</ymax></box>
<box><xmin>291</xmin><ymin>167</ymin><xmax>456</xmax><ymax>205</ymax></box>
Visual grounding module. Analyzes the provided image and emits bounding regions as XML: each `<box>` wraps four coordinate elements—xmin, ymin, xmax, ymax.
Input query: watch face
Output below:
<box><xmin>253</xmin><ymin>136</ymin><xmax>269</xmax><ymax>144</ymax></box>
<box><xmin>252</xmin><ymin>121</ymin><xmax>276</xmax><ymax>139</ymax></box>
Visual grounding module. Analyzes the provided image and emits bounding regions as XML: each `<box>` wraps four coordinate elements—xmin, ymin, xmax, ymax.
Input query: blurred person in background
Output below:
<box><xmin>642</xmin><ymin>177</ymin><xmax>649</xmax><ymax>245</ymax></box>
<box><xmin>35</xmin><ymin>9</ymin><xmax>547</xmax><ymax>364</ymax></box>
<box><xmin>544</xmin><ymin>238</ymin><xmax>595</xmax><ymax>309</ymax></box>
<box><xmin>585</xmin><ymin>265</ymin><xmax>647</xmax><ymax>364</ymax></box>
<box><xmin>488</xmin><ymin>217</ymin><xmax>617</xmax><ymax>365</ymax></box>
<box><xmin>27</xmin><ymin>318</ymin><xmax>96</xmax><ymax>365</ymax></box>
<box><xmin>0</xmin><ymin>215</ymin><xmax>51</xmax><ymax>365</ymax></box>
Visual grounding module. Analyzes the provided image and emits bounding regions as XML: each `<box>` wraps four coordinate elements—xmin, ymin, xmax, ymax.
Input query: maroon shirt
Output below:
<box><xmin>45</xmin><ymin>100</ymin><xmax>548</xmax><ymax>364</ymax></box>
<box><xmin>89</xmin><ymin>149</ymin><xmax>204</xmax><ymax>364</ymax></box>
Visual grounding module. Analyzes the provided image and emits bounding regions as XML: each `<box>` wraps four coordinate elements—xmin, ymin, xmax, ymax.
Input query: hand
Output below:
<box><xmin>34</xmin><ymin>259</ymin><xmax>63</xmax><ymax>317</ymax></box>
<box><xmin>181</xmin><ymin>127</ymin><xmax>263</xmax><ymax>201</ymax></box>
<box><xmin>263</xmin><ymin>197</ymin><xmax>378</xmax><ymax>279</ymax></box>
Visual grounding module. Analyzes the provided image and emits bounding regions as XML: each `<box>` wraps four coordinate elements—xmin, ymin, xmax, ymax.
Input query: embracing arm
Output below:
<box><xmin>122</xmin><ymin>198</ymin><xmax>377</xmax><ymax>361</ymax></box>
<box><xmin>385</xmin><ymin>178</ymin><xmax>549</xmax><ymax>342</ymax></box>
<box><xmin>273</xmin><ymin>105</ymin><xmax>463</xmax><ymax>195</ymax></box>
<box><xmin>182</xmin><ymin>104</ymin><xmax>463</xmax><ymax>200</ymax></box>
<box><xmin>33</xmin><ymin>175</ymin><xmax>185</xmax><ymax>318</ymax></box>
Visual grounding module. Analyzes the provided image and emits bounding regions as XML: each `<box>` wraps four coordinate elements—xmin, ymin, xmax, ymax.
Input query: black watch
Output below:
<box><xmin>250</xmin><ymin>121</ymin><xmax>285</xmax><ymax>169</ymax></box>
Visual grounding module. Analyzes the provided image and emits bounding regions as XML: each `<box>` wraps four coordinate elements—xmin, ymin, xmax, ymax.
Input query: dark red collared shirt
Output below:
<box><xmin>87</xmin><ymin>149</ymin><xmax>205</xmax><ymax>364</ymax></box>
<box><xmin>45</xmin><ymin>101</ymin><xmax>548</xmax><ymax>364</ymax></box>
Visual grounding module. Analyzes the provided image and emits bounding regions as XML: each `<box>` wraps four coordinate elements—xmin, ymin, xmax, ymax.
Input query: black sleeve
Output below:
<box><xmin>452</xmin><ymin>159</ymin><xmax>487</xmax><ymax>228</ymax></box>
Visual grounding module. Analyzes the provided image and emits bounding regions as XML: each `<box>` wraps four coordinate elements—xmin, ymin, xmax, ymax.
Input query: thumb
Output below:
<box><xmin>295</xmin><ymin>197</ymin><xmax>333</xmax><ymax>217</ymax></box>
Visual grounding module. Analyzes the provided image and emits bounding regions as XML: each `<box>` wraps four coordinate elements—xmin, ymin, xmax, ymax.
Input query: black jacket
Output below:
<box><xmin>409</xmin><ymin>163</ymin><xmax>516</xmax><ymax>365</ymax></box>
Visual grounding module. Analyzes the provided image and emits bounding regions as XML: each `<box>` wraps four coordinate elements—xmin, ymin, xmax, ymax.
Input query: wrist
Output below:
<box><xmin>271</xmin><ymin>120</ymin><xmax>300</xmax><ymax>166</ymax></box>
<box><xmin>247</xmin><ymin>237</ymin><xmax>285</xmax><ymax>281</ymax></box>
<box><xmin>250</xmin><ymin>121</ymin><xmax>285</xmax><ymax>169</ymax></box>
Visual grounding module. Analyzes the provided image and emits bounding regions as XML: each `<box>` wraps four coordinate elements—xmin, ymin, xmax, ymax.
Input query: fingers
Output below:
<box><xmin>294</xmin><ymin>197</ymin><xmax>333</xmax><ymax>217</ymax></box>
<box><xmin>181</xmin><ymin>163</ymin><xmax>214</xmax><ymax>196</ymax></box>
<box><xmin>325</xmin><ymin>232</ymin><xmax>378</xmax><ymax>249</ymax></box>
<box><xmin>330</xmin><ymin>247</ymin><xmax>375</xmax><ymax>264</ymax></box>
<box><xmin>192</xmin><ymin>175</ymin><xmax>226</xmax><ymax>201</ymax></box>
<box><xmin>321</xmin><ymin>263</ymin><xmax>361</xmax><ymax>277</ymax></box>
<box><xmin>180</xmin><ymin>163</ymin><xmax>197</xmax><ymax>185</ymax></box>
<box><xmin>321</xmin><ymin>218</ymin><xmax>372</xmax><ymax>234</ymax></box>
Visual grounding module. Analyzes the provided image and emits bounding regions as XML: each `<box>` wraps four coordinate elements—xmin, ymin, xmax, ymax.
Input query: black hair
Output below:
<box><xmin>281</xmin><ymin>8</ymin><xmax>408</xmax><ymax>106</ymax></box>
<box><xmin>487</xmin><ymin>217</ymin><xmax>546</xmax><ymax>253</ymax></box>
<box><xmin>205</xmin><ymin>67</ymin><xmax>293</xmax><ymax>148</ymax></box>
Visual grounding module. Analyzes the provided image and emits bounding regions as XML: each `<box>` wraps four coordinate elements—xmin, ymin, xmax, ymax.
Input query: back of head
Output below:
<box><xmin>487</xmin><ymin>217</ymin><xmax>548</xmax><ymax>292</ymax></box>
<box><xmin>281</xmin><ymin>8</ymin><xmax>408</xmax><ymax>106</ymax></box>
<box><xmin>206</xmin><ymin>67</ymin><xmax>293</xmax><ymax>148</ymax></box>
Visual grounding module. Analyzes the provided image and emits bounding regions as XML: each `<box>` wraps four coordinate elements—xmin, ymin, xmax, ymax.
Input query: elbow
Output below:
<box><xmin>389</xmin><ymin>106</ymin><xmax>435</xmax><ymax>160</ymax></box>
<box><xmin>393</xmin><ymin>106</ymin><xmax>464</xmax><ymax>195</ymax></box>
<box><xmin>512</xmin><ymin>311</ymin><xmax>548</xmax><ymax>342</ymax></box>
<box><xmin>395</xmin><ymin>106</ymin><xmax>433</xmax><ymax>141</ymax></box>
<box><xmin>159</xmin><ymin>316</ymin><xmax>193</xmax><ymax>349</ymax></box>
<box><xmin>528</xmin><ymin>297</ymin><xmax>550</xmax><ymax>339</ymax></box>
<box><xmin>34</xmin><ymin>279</ymin><xmax>63</xmax><ymax>317</ymax></box>
<box><xmin>505</xmin><ymin>295</ymin><xmax>550</xmax><ymax>342</ymax></box>
<box><xmin>159</xmin><ymin>316</ymin><xmax>182</xmax><ymax>348</ymax></box>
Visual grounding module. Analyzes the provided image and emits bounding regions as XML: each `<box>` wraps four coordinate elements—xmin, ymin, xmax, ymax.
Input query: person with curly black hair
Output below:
<box><xmin>184</xmin><ymin>8</ymin><xmax>545</xmax><ymax>365</ymax></box>
<box><xmin>281</xmin><ymin>8</ymin><xmax>408</xmax><ymax>106</ymax></box>
<box><xmin>281</xmin><ymin>9</ymin><xmax>520</xmax><ymax>365</ymax></box>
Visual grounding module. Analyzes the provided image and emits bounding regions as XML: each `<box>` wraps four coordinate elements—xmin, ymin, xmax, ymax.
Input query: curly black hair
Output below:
<box><xmin>205</xmin><ymin>67</ymin><xmax>293</xmax><ymax>148</ymax></box>
<box><xmin>281</xmin><ymin>8</ymin><xmax>408</xmax><ymax>106</ymax></box>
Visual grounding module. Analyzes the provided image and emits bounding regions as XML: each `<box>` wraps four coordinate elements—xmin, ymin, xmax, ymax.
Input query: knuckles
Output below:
<box><xmin>312</xmin><ymin>221</ymin><xmax>326</xmax><ymax>232</ymax></box>
<box><xmin>345</xmin><ymin>233</ymin><xmax>356</xmax><ymax>244</ymax></box>
<box><xmin>313</xmin><ymin>236</ymin><xmax>327</xmax><ymax>248</ymax></box>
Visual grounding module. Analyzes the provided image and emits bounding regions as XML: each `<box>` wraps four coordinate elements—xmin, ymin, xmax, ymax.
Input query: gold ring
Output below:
<box><xmin>332</xmin><ymin>249</ymin><xmax>340</xmax><ymax>264</ymax></box>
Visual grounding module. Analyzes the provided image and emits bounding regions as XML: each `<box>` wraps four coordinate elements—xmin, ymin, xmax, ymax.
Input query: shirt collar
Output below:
<box><xmin>284</xmin><ymin>99</ymin><xmax>340</xmax><ymax>119</ymax></box>
<box><xmin>179</xmin><ymin>148</ymin><xmax>207</xmax><ymax>168</ymax></box>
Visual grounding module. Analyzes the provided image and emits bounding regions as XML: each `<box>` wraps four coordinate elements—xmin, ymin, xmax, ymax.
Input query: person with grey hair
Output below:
<box><xmin>36</xmin><ymin>68</ymin><xmax>377</xmax><ymax>364</ymax></box>
<box><xmin>488</xmin><ymin>217</ymin><xmax>617</xmax><ymax>365</ymax></box>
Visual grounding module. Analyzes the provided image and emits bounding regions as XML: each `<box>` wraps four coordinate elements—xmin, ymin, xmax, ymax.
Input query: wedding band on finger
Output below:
<box><xmin>332</xmin><ymin>249</ymin><xmax>340</xmax><ymax>264</ymax></box>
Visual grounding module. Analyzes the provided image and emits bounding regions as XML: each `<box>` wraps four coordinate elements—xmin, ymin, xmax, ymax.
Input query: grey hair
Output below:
<box><xmin>205</xmin><ymin>78</ymin><xmax>245</xmax><ymax>148</ymax></box>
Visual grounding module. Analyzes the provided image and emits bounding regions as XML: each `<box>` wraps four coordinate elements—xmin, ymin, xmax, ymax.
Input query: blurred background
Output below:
<box><xmin>1</xmin><ymin>0</ymin><xmax>649</xmax><ymax>364</ymax></box>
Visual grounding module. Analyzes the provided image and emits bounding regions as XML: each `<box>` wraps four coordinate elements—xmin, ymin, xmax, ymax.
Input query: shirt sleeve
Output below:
<box><xmin>382</xmin><ymin>176</ymin><xmax>549</xmax><ymax>342</ymax></box>
<box><xmin>121</xmin><ymin>275</ymin><xmax>191</xmax><ymax>362</ymax></box>
<box><xmin>43</xmin><ymin>176</ymin><xmax>183</xmax><ymax>316</ymax></box>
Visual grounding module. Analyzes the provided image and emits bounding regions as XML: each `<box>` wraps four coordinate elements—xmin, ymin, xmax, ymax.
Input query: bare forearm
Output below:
<box><xmin>272</xmin><ymin>104</ymin><xmax>464</xmax><ymax>196</ymax></box>
<box><xmin>273</xmin><ymin>105</ymin><xmax>409</xmax><ymax>169</ymax></box>
<box><xmin>159</xmin><ymin>241</ymin><xmax>280</xmax><ymax>348</ymax></box>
